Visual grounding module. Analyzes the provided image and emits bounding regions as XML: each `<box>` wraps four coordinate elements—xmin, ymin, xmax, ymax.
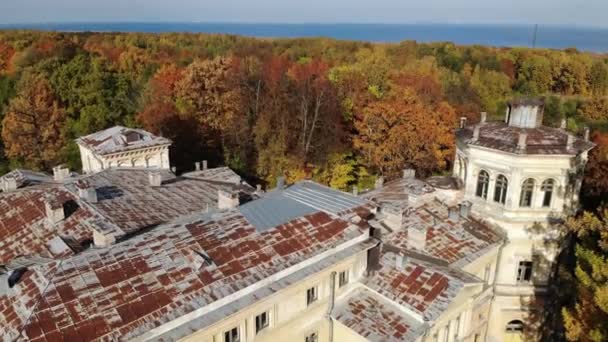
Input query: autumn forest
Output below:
<box><xmin>1</xmin><ymin>30</ymin><xmax>608</xmax><ymax>340</ymax></box>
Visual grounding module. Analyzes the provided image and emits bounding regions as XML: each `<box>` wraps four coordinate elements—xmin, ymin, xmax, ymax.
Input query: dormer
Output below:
<box><xmin>124</xmin><ymin>130</ymin><xmax>143</xmax><ymax>143</ymax></box>
<box><xmin>505</xmin><ymin>99</ymin><xmax>544</xmax><ymax>129</ymax></box>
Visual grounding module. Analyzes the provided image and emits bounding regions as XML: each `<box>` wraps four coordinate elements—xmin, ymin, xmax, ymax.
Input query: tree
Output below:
<box><xmin>563</xmin><ymin>209</ymin><xmax>608</xmax><ymax>342</ymax></box>
<box><xmin>353</xmin><ymin>86</ymin><xmax>456</xmax><ymax>177</ymax></box>
<box><xmin>578</xmin><ymin>98</ymin><xmax>608</xmax><ymax>122</ymax></box>
<box><xmin>581</xmin><ymin>132</ymin><xmax>608</xmax><ymax>208</ymax></box>
<box><xmin>1</xmin><ymin>72</ymin><xmax>66</xmax><ymax>170</ymax></box>
<box><xmin>516</xmin><ymin>54</ymin><xmax>554</xmax><ymax>95</ymax></box>
<box><xmin>589</xmin><ymin>60</ymin><xmax>608</xmax><ymax>96</ymax></box>
<box><xmin>470</xmin><ymin>65</ymin><xmax>511</xmax><ymax>117</ymax></box>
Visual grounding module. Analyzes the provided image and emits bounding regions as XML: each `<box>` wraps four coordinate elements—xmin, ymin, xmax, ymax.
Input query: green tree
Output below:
<box><xmin>470</xmin><ymin>65</ymin><xmax>511</xmax><ymax>117</ymax></box>
<box><xmin>589</xmin><ymin>60</ymin><xmax>608</xmax><ymax>96</ymax></box>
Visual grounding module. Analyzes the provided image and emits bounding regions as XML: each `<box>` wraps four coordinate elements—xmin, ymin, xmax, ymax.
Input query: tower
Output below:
<box><xmin>454</xmin><ymin>99</ymin><xmax>594</xmax><ymax>341</ymax></box>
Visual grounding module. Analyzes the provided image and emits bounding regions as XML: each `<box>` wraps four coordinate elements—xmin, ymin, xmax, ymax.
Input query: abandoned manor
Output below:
<box><xmin>0</xmin><ymin>99</ymin><xmax>595</xmax><ymax>342</ymax></box>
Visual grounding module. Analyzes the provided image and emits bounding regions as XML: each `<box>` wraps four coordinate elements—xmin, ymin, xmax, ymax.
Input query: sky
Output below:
<box><xmin>0</xmin><ymin>0</ymin><xmax>607</xmax><ymax>27</ymax></box>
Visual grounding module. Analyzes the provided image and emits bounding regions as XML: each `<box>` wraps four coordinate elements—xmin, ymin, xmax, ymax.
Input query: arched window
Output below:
<box><xmin>476</xmin><ymin>170</ymin><xmax>489</xmax><ymax>199</ymax></box>
<box><xmin>505</xmin><ymin>320</ymin><xmax>524</xmax><ymax>333</ymax></box>
<box><xmin>519</xmin><ymin>178</ymin><xmax>535</xmax><ymax>207</ymax></box>
<box><xmin>541</xmin><ymin>179</ymin><xmax>555</xmax><ymax>208</ymax></box>
<box><xmin>494</xmin><ymin>175</ymin><xmax>508</xmax><ymax>204</ymax></box>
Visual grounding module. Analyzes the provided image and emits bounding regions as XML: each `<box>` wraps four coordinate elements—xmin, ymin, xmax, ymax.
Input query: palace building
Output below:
<box><xmin>0</xmin><ymin>101</ymin><xmax>594</xmax><ymax>342</ymax></box>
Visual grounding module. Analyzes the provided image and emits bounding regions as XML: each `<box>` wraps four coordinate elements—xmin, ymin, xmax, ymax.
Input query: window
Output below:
<box><xmin>506</xmin><ymin>320</ymin><xmax>524</xmax><ymax>333</ymax></box>
<box><xmin>493</xmin><ymin>174</ymin><xmax>508</xmax><ymax>204</ymax></box>
<box><xmin>454</xmin><ymin>315</ymin><xmax>461</xmax><ymax>339</ymax></box>
<box><xmin>255</xmin><ymin>312</ymin><xmax>269</xmax><ymax>334</ymax></box>
<box><xmin>432</xmin><ymin>332</ymin><xmax>438</xmax><ymax>342</ymax></box>
<box><xmin>517</xmin><ymin>261</ymin><xmax>533</xmax><ymax>282</ymax></box>
<box><xmin>476</xmin><ymin>170</ymin><xmax>489</xmax><ymax>199</ymax></box>
<box><xmin>443</xmin><ymin>325</ymin><xmax>449</xmax><ymax>342</ymax></box>
<box><xmin>306</xmin><ymin>286</ymin><xmax>318</xmax><ymax>306</ymax></box>
<box><xmin>224</xmin><ymin>327</ymin><xmax>239</xmax><ymax>342</ymax></box>
<box><xmin>305</xmin><ymin>332</ymin><xmax>318</xmax><ymax>342</ymax></box>
<box><xmin>519</xmin><ymin>178</ymin><xmax>535</xmax><ymax>207</ymax></box>
<box><xmin>339</xmin><ymin>270</ymin><xmax>349</xmax><ymax>287</ymax></box>
<box><xmin>474</xmin><ymin>334</ymin><xmax>480</xmax><ymax>342</ymax></box>
<box><xmin>541</xmin><ymin>179</ymin><xmax>555</xmax><ymax>207</ymax></box>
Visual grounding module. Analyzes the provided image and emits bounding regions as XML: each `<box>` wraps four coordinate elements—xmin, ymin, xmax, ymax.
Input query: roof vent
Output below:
<box><xmin>76</xmin><ymin>180</ymin><xmax>98</xmax><ymax>203</ymax></box>
<box><xmin>584</xmin><ymin>127</ymin><xmax>590</xmax><ymax>141</ymax></box>
<box><xmin>276</xmin><ymin>176</ymin><xmax>285</xmax><ymax>190</ymax></box>
<box><xmin>460</xmin><ymin>117</ymin><xmax>467</xmax><ymax>129</ymax></box>
<box><xmin>403</xmin><ymin>169</ymin><xmax>416</xmax><ymax>179</ymax></box>
<box><xmin>448</xmin><ymin>206</ymin><xmax>460</xmax><ymax>222</ymax></box>
<box><xmin>395</xmin><ymin>254</ymin><xmax>406</xmax><ymax>270</ymax></box>
<box><xmin>375</xmin><ymin>176</ymin><xmax>384</xmax><ymax>189</ymax></box>
<box><xmin>149</xmin><ymin>172</ymin><xmax>162</xmax><ymax>187</ymax></box>
<box><xmin>1</xmin><ymin>177</ymin><xmax>17</xmax><ymax>192</ymax></box>
<box><xmin>517</xmin><ymin>133</ymin><xmax>527</xmax><ymax>151</ymax></box>
<box><xmin>195</xmin><ymin>162</ymin><xmax>201</xmax><ymax>171</ymax></box>
<box><xmin>480</xmin><ymin>112</ymin><xmax>487</xmax><ymax>123</ymax></box>
<box><xmin>567</xmin><ymin>134</ymin><xmax>574</xmax><ymax>150</ymax></box>
<box><xmin>53</xmin><ymin>166</ymin><xmax>70</xmax><ymax>182</ymax></box>
<box><xmin>352</xmin><ymin>185</ymin><xmax>358</xmax><ymax>196</ymax></box>
<box><xmin>202</xmin><ymin>160</ymin><xmax>208</xmax><ymax>170</ymax></box>
<box><xmin>560</xmin><ymin>119</ymin><xmax>567</xmax><ymax>130</ymax></box>
<box><xmin>459</xmin><ymin>201</ymin><xmax>472</xmax><ymax>218</ymax></box>
<box><xmin>218</xmin><ymin>189</ymin><xmax>239</xmax><ymax>209</ymax></box>
<box><xmin>473</xmin><ymin>126</ymin><xmax>480</xmax><ymax>142</ymax></box>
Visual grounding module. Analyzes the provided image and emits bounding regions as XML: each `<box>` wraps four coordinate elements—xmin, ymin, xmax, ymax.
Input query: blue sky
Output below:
<box><xmin>1</xmin><ymin>0</ymin><xmax>606</xmax><ymax>27</ymax></box>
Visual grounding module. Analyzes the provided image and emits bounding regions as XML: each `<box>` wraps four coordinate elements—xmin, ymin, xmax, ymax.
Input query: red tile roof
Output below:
<box><xmin>1</xmin><ymin>203</ymin><xmax>370</xmax><ymax>341</ymax></box>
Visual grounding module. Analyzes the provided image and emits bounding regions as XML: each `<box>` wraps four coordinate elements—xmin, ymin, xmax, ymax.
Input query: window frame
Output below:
<box><xmin>306</xmin><ymin>286</ymin><xmax>318</xmax><ymax>306</ymax></box>
<box><xmin>255</xmin><ymin>311</ymin><xmax>269</xmax><ymax>334</ymax></box>
<box><xmin>541</xmin><ymin>179</ymin><xmax>555</xmax><ymax>208</ymax></box>
<box><xmin>224</xmin><ymin>326</ymin><xmax>240</xmax><ymax>342</ymax></box>
<box><xmin>476</xmin><ymin>170</ymin><xmax>490</xmax><ymax>199</ymax></box>
<box><xmin>506</xmin><ymin>320</ymin><xmax>525</xmax><ymax>333</ymax></box>
<box><xmin>519</xmin><ymin>178</ymin><xmax>535</xmax><ymax>207</ymax></box>
<box><xmin>493</xmin><ymin>174</ymin><xmax>508</xmax><ymax>205</ymax></box>
<box><xmin>338</xmin><ymin>270</ymin><xmax>349</xmax><ymax>288</ymax></box>
<box><xmin>516</xmin><ymin>260</ymin><xmax>533</xmax><ymax>283</ymax></box>
<box><xmin>305</xmin><ymin>331</ymin><xmax>318</xmax><ymax>342</ymax></box>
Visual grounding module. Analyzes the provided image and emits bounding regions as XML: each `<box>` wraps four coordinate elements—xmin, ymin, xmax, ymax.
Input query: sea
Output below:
<box><xmin>1</xmin><ymin>22</ymin><xmax>607</xmax><ymax>53</ymax></box>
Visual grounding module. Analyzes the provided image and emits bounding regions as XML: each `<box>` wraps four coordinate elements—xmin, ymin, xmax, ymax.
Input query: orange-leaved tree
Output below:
<box><xmin>1</xmin><ymin>72</ymin><xmax>67</xmax><ymax>170</ymax></box>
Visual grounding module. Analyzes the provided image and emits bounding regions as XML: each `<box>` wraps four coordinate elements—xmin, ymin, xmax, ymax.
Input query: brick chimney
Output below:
<box><xmin>44</xmin><ymin>197</ymin><xmax>65</xmax><ymax>225</ymax></box>
<box><xmin>473</xmin><ymin>126</ymin><xmax>480</xmax><ymax>142</ymax></box>
<box><xmin>407</xmin><ymin>224</ymin><xmax>428</xmax><ymax>251</ymax></box>
<box><xmin>149</xmin><ymin>172</ymin><xmax>162</xmax><ymax>187</ymax></box>
<box><xmin>567</xmin><ymin>134</ymin><xmax>574</xmax><ymax>150</ymax></box>
<box><xmin>560</xmin><ymin>119</ymin><xmax>567</xmax><ymax>130</ymax></box>
<box><xmin>460</xmin><ymin>117</ymin><xmax>467</xmax><ymax>129</ymax></box>
<box><xmin>584</xmin><ymin>127</ymin><xmax>590</xmax><ymax>141</ymax></box>
<box><xmin>448</xmin><ymin>206</ymin><xmax>460</xmax><ymax>222</ymax></box>
<box><xmin>276</xmin><ymin>176</ymin><xmax>285</xmax><ymax>190</ymax></box>
<box><xmin>352</xmin><ymin>185</ymin><xmax>358</xmax><ymax>196</ymax></box>
<box><xmin>202</xmin><ymin>160</ymin><xmax>208</xmax><ymax>170</ymax></box>
<box><xmin>218</xmin><ymin>189</ymin><xmax>239</xmax><ymax>209</ymax></box>
<box><xmin>53</xmin><ymin>166</ymin><xmax>70</xmax><ymax>182</ymax></box>
<box><xmin>195</xmin><ymin>162</ymin><xmax>201</xmax><ymax>171</ymax></box>
<box><xmin>2</xmin><ymin>177</ymin><xmax>17</xmax><ymax>192</ymax></box>
<box><xmin>76</xmin><ymin>180</ymin><xmax>97</xmax><ymax>203</ymax></box>
<box><xmin>480</xmin><ymin>112</ymin><xmax>487</xmax><ymax>123</ymax></box>
<box><xmin>403</xmin><ymin>169</ymin><xmax>416</xmax><ymax>180</ymax></box>
<box><xmin>395</xmin><ymin>254</ymin><xmax>406</xmax><ymax>270</ymax></box>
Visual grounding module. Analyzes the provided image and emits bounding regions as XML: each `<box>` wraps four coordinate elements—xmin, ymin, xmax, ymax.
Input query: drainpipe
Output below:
<box><xmin>327</xmin><ymin>271</ymin><xmax>337</xmax><ymax>342</ymax></box>
<box><xmin>484</xmin><ymin>237</ymin><xmax>508</xmax><ymax>342</ymax></box>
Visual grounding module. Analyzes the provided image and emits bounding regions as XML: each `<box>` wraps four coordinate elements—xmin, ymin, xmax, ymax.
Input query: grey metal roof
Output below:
<box><xmin>239</xmin><ymin>180</ymin><xmax>368</xmax><ymax>232</ymax></box>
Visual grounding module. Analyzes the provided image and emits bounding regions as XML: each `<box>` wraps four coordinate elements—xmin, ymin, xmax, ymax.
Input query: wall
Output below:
<box><xmin>79</xmin><ymin>144</ymin><xmax>170</xmax><ymax>173</ymax></box>
<box><xmin>179</xmin><ymin>250</ymin><xmax>368</xmax><ymax>342</ymax></box>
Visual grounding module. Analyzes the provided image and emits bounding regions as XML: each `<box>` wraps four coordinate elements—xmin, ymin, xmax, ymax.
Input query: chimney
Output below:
<box><xmin>560</xmin><ymin>119</ymin><xmax>567</xmax><ymax>130</ymax></box>
<box><xmin>459</xmin><ymin>201</ymin><xmax>472</xmax><ymax>218</ymax></box>
<box><xmin>517</xmin><ymin>133</ymin><xmax>527</xmax><ymax>151</ymax></box>
<box><xmin>53</xmin><ymin>166</ymin><xmax>70</xmax><ymax>182</ymax></box>
<box><xmin>480</xmin><ymin>112</ymin><xmax>487</xmax><ymax>123</ymax></box>
<box><xmin>256</xmin><ymin>184</ymin><xmax>263</xmax><ymax>193</ymax></box>
<box><xmin>218</xmin><ymin>189</ymin><xmax>239</xmax><ymax>209</ymax></box>
<box><xmin>407</xmin><ymin>225</ymin><xmax>428</xmax><ymax>251</ymax></box>
<box><xmin>352</xmin><ymin>185</ymin><xmax>358</xmax><ymax>196</ymax></box>
<box><xmin>44</xmin><ymin>197</ymin><xmax>64</xmax><ymax>225</ymax></box>
<box><xmin>383</xmin><ymin>206</ymin><xmax>404</xmax><ymax>231</ymax></box>
<box><xmin>76</xmin><ymin>180</ymin><xmax>97</xmax><ymax>203</ymax></box>
<box><xmin>460</xmin><ymin>117</ymin><xmax>467</xmax><ymax>129</ymax></box>
<box><xmin>195</xmin><ymin>162</ymin><xmax>201</xmax><ymax>171</ymax></box>
<box><xmin>374</xmin><ymin>176</ymin><xmax>384</xmax><ymax>189</ymax></box>
<box><xmin>567</xmin><ymin>134</ymin><xmax>574</xmax><ymax>150</ymax></box>
<box><xmin>202</xmin><ymin>160</ymin><xmax>208</xmax><ymax>170</ymax></box>
<box><xmin>2</xmin><ymin>177</ymin><xmax>17</xmax><ymax>192</ymax></box>
<box><xmin>473</xmin><ymin>126</ymin><xmax>480</xmax><ymax>142</ymax></box>
<box><xmin>448</xmin><ymin>206</ymin><xmax>460</xmax><ymax>222</ymax></box>
<box><xmin>171</xmin><ymin>166</ymin><xmax>176</xmax><ymax>174</ymax></box>
<box><xmin>395</xmin><ymin>254</ymin><xmax>405</xmax><ymax>270</ymax></box>
<box><xmin>403</xmin><ymin>169</ymin><xmax>416</xmax><ymax>180</ymax></box>
<box><xmin>149</xmin><ymin>172</ymin><xmax>162</xmax><ymax>187</ymax></box>
<box><xmin>584</xmin><ymin>127</ymin><xmax>590</xmax><ymax>141</ymax></box>
<box><xmin>276</xmin><ymin>176</ymin><xmax>285</xmax><ymax>190</ymax></box>
<box><xmin>93</xmin><ymin>229</ymin><xmax>116</xmax><ymax>247</ymax></box>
